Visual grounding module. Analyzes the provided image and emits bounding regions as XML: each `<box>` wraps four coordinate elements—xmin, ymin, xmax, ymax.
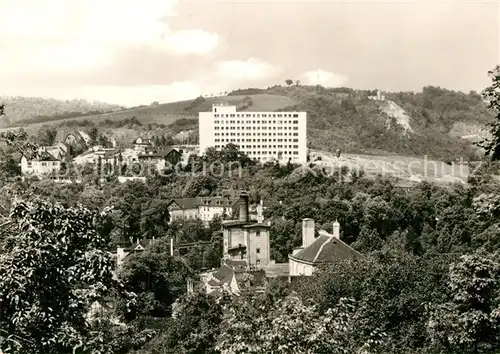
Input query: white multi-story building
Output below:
<box><xmin>199</xmin><ymin>104</ymin><xmax>307</xmax><ymax>163</ymax></box>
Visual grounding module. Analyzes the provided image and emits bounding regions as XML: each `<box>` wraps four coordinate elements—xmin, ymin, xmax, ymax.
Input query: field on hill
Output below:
<box><xmin>3</xmin><ymin>94</ymin><xmax>297</xmax><ymax>130</ymax></box>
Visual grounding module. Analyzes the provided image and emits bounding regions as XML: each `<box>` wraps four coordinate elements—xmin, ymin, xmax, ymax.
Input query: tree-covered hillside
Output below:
<box><xmin>0</xmin><ymin>96</ymin><xmax>123</xmax><ymax>125</ymax></box>
<box><xmin>260</xmin><ymin>85</ymin><xmax>492</xmax><ymax>160</ymax></box>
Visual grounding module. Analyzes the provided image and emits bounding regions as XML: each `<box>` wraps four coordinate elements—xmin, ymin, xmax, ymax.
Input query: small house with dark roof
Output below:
<box><xmin>203</xmin><ymin>260</ymin><xmax>268</xmax><ymax>295</ymax></box>
<box><xmin>20</xmin><ymin>148</ymin><xmax>62</xmax><ymax>176</ymax></box>
<box><xmin>133</xmin><ymin>136</ymin><xmax>153</xmax><ymax>152</ymax></box>
<box><xmin>137</xmin><ymin>148</ymin><xmax>182</xmax><ymax>170</ymax></box>
<box><xmin>167</xmin><ymin>198</ymin><xmax>201</xmax><ymax>221</ymax></box>
<box><xmin>116</xmin><ymin>239</ymin><xmax>154</xmax><ymax>268</ymax></box>
<box><xmin>289</xmin><ymin>219</ymin><xmax>360</xmax><ymax>277</ymax></box>
<box><xmin>55</xmin><ymin>130</ymin><xmax>91</xmax><ymax>149</ymax></box>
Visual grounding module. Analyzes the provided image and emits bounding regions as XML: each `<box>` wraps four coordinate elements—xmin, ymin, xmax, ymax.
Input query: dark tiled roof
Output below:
<box><xmin>290</xmin><ymin>232</ymin><xmax>361</xmax><ymax>264</ymax></box>
<box><xmin>57</xmin><ymin>130</ymin><xmax>88</xmax><ymax>144</ymax></box>
<box><xmin>137</xmin><ymin>148</ymin><xmax>180</xmax><ymax>159</ymax></box>
<box><xmin>169</xmin><ymin>197</ymin><xmax>238</xmax><ymax>211</ymax></box>
<box><xmin>124</xmin><ymin>239</ymin><xmax>152</xmax><ymax>252</ymax></box>
<box><xmin>168</xmin><ymin>198</ymin><xmax>198</xmax><ymax>210</ymax></box>
<box><xmin>24</xmin><ymin>149</ymin><xmax>59</xmax><ymax>162</ymax></box>
<box><xmin>197</xmin><ymin>196</ymin><xmax>237</xmax><ymax>208</ymax></box>
<box><xmin>212</xmin><ymin>264</ymin><xmax>234</xmax><ymax>284</ymax></box>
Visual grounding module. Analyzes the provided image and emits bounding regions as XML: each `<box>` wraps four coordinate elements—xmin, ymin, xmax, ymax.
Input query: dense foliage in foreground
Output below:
<box><xmin>1</xmin><ymin>152</ymin><xmax>500</xmax><ymax>353</ymax></box>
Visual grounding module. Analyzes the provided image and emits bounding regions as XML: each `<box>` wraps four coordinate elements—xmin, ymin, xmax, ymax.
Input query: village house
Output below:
<box><xmin>288</xmin><ymin>218</ymin><xmax>361</xmax><ymax>277</ymax></box>
<box><xmin>137</xmin><ymin>148</ymin><xmax>182</xmax><ymax>171</ymax></box>
<box><xmin>167</xmin><ymin>196</ymin><xmax>238</xmax><ymax>224</ymax></box>
<box><xmin>167</xmin><ymin>199</ymin><xmax>200</xmax><ymax>221</ymax></box>
<box><xmin>201</xmin><ymin>217</ymin><xmax>360</xmax><ymax>296</ymax></box>
<box><xmin>116</xmin><ymin>239</ymin><xmax>156</xmax><ymax>268</ymax></box>
<box><xmin>55</xmin><ymin>130</ymin><xmax>91</xmax><ymax>153</ymax></box>
<box><xmin>132</xmin><ymin>136</ymin><xmax>153</xmax><ymax>152</ymax></box>
<box><xmin>73</xmin><ymin>147</ymin><xmax>122</xmax><ymax>166</ymax></box>
<box><xmin>20</xmin><ymin>149</ymin><xmax>62</xmax><ymax>176</ymax></box>
<box><xmin>65</xmin><ymin>130</ymin><xmax>91</xmax><ymax>146</ymax></box>
<box><xmin>202</xmin><ymin>260</ymin><xmax>268</xmax><ymax>296</ymax></box>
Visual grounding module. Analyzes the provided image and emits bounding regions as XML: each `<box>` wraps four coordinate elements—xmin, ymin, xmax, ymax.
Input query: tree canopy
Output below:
<box><xmin>478</xmin><ymin>65</ymin><xmax>500</xmax><ymax>160</ymax></box>
<box><xmin>0</xmin><ymin>199</ymin><xmax>135</xmax><ymax>353</ymax></box>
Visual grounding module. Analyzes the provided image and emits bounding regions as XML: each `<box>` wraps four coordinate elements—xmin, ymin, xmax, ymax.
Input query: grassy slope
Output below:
<box><xmin>0</xmin><ymin>93</ymin><xmax>297</xmax><ymax>145</ymax></box>
<box><xmin>3</xmin><ymin>94</ymin><xmax>296</xmax><ymax>130</ymax></box>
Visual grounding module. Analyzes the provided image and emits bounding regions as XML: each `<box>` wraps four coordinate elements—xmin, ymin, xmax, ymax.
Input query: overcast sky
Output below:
<box><xmin>0</xmin><ymin>0</ymin><xmax>498</xmax><ymax>107</ymax></box>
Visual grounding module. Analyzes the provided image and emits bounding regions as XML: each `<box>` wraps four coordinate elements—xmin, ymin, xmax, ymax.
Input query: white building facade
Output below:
<box><xmin>199</xmin><ymin>104</ymin><xmax>307</xmax><ymax>163</ymax></box>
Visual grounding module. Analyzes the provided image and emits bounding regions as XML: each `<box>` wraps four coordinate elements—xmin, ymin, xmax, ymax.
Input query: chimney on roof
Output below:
<box><xmin>257</xmin><ymin>199</ymin><xmax>264</xmax><ymax>223</ymax></box>
<box><xmin>239</xmin><ymin>192</ymin><xmax>250</xmax><ymax>223</ymax></box>
<box><xmin>302</xmin><ymin>218</ymin><xmax>315</xmax><ymax>248</ymax></box>
<box><xmin>333</xmin><ymin>220</ymin><xmax>340</xmax><ymax>239</ymax></box>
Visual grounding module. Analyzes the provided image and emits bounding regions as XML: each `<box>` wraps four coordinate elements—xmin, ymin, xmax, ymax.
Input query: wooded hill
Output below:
<box><xmin>1</xmin><ymin>85</ymin><xmax>493</xmax><ymax>160</ymax></box>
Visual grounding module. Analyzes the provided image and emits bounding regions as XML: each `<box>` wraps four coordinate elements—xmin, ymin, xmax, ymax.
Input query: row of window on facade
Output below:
<box><xmin>214</xmin><ymin>138</ymin><xmax>299</xmax><ymax>143</ymax></box>
<box><xmin>214</xmin><ymin>147</ymin><xmax>299</xmax><ymax>155</ymax></box>
<box><xmin>213</xmin><ymin>113</ymin><xmax>300</xmax><ymax>118</ymax></box>
<box><xmin>214</xmin><ymin>120</ymin><xmax>299</xmax><ymax>125</ymax></box>
<box><xmin>215</xmin><ymin>133</ymin><xmax>299</xmax><ymax>137</ymax></box>
<box><xmin>215</xmin><ymin>137</ymin><xmax>299</xmax><ymax>143</ymax></box>
<box><xmin>215</xmin><ymin>142</ymin><xmax>299</xmax><ymax>149</ymax></box>
<box><xmin>216</xmin><ymin>137</ymin><xmax>300</xmax><ymax>143</ymax></box>
<box><xmin>214</xmin><ymin>126</ymin><xmax>299</xmax><ymax>131</ymax></box>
